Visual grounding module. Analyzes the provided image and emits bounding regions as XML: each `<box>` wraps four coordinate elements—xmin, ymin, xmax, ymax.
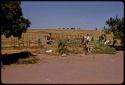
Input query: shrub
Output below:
<box><xmin>91</xmin><ymin>37</ymin><xmax>94</xmax><ymax>42</ymax></box>
<box><xmin>16</xmin><ymin>56</ymin><xmax>40</xmax><ymax>64</ymax></box>
<box><xmin>92</xmin><ymin>41</ymin><xmax>116</xmax><ymax>54</ymax></box>
<box><xmin>57</xmin><ymin>40</ymin><xmax>68</xmax><ymax>55</ymax></box>
<box><xmin>66</xmin><ymin>40</ymin><xmax>83</xmax><ymax>54</ymax></box>
<box><xmin>99</xmin><ymin>34</ymin><xmax>106</xmax><ymax>42</ymax></box>
<box><xmin>67</xmin><ymin>46</ymin><xmax>83</xmax><ymax>54</ymax></box>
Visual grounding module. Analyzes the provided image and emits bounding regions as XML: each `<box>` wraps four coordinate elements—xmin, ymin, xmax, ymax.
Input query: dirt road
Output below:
<box><xmin>1</xmin><ymin>51</ymin><xmax>124</xmax><ymax>84</ymax></box>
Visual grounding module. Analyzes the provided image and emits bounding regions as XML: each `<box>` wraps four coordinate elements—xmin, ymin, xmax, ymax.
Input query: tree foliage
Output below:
<box><xmin>1</xmin><ymin>1</ymin><xmax>31</xmax><ymax>39</ymax></box>
<box><xmin>103</xmin><ymin>16</ymin><xmax>124</xmax><ymax>44</ymax></box>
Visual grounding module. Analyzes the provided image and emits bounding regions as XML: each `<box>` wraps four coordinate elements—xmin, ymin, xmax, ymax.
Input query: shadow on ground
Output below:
<box><xmin>1</xmin><ymin>51</ymin><xmax>36</xmax><ymax>65</ymax></box>
<box><xmin>108</xmin><ymin>45</ymin><xmax>124</xmax><ymax>51</ymax></box>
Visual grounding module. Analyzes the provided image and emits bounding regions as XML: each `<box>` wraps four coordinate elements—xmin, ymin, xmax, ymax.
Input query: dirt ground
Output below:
<box><xmin>1</xmin><ymin>51</ymin><xmax>124</xmax><ymax>84</ymax></box>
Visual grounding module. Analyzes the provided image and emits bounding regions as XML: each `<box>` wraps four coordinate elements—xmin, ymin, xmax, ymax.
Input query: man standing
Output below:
<box><xmin>46</xmin><ymin>33</ymin><xmax>53</xmax><ymax>45</ymax></box>
<box><xmin>81</xmin><ymin>34</ymin><xmax>91</xmax><ymax>55</ymax></box>
<box><xmin>46</xmin><ymin>33</ymin><xmax>53</xmax><ymax>52</ymax></box>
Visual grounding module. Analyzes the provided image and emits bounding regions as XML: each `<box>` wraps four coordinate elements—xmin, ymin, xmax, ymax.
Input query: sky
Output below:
<box><xmin>21</xmin><ymin>1</ymin><xmax>124</xmax><ymax>29</ymax></box>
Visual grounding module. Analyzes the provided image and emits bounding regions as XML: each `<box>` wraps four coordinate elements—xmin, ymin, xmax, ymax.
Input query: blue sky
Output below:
<box><xmin>21</xmin><ymin>1</ymin><xmax>124</xmax><ymax>29</ymax></box>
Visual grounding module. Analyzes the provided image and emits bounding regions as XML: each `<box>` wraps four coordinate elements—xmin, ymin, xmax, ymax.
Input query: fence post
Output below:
<box><xmin>23</xmin><ymin>34</ymin><xmax>24</xmax><ymax>47</ymax></box>
<box><xmin>11</xmin><ymin>36</ymin><xmax>13</xmax><ymax>48</ymax></box>
<box><xmin>14</xmin><ymin>38</ymin><xmax>16</xmax><ymax>48</ymax></box>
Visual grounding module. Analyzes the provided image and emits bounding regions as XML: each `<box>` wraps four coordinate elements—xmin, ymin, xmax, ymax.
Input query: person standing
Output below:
<box><xmin>46</xmin><ymin>33</ymin><xmax>53</xmax><ymax>45</ymax></box>
<box><xmin>46</xmin><ymin>33</ymin><xmax>53</xmax><ymax>52</ymax></box>
<box><xmin>81</xmin><ymin>34</ymin><xmax>91</xmax><ymax>55</ymax></box>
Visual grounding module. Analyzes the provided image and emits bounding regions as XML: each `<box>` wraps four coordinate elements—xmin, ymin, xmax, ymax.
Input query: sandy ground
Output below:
<box><xmin>1</xmin><ymin>51</ymin><xmax>124</xmax><ymax>84</ymax></box>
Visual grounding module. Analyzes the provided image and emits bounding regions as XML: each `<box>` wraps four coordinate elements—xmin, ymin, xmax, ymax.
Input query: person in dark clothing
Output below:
<box><xmin>46</xmin><ymin>33</ymin><xmax>53</xmax><ymax>45</ymax></box>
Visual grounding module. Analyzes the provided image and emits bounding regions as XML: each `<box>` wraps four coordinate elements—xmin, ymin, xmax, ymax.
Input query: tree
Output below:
<box><xmin>103</xmin><ymin>16</ymin><xmax>124</xmax><ymax>46</ymax></box>
<box><xmin>1</xmin><ymin>1</ymin><xmax>31</xmax><ymax>39</ymax></box>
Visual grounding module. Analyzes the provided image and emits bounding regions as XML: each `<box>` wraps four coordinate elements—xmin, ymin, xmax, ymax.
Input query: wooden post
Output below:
<box><xmin>11</xmin><ymin>36</ymin><xmax>13</xmax><ymax>48</ymax></box>
<box><xmin>27</xmin><ymin>33</ymin><xmax>28</xmax><ymax>47</ymax></box>
<box><xmin>14</xmin><ymin>38</ymin><xmax>16</xmax><ymax>48</ymax></box>
<box><xmin>28</xmin><ymin>34</ymin><xmax>30</xmax><ymax>47</ymax></box>
<box><xmin>22</xmin><ymin>34</ymin><xmax>24</xmax><ymax>47</ymax></box>
<box><xmin>17</xmin><ymin>38</ymin><xmax>19</xmax><ymax>47</ymax></box>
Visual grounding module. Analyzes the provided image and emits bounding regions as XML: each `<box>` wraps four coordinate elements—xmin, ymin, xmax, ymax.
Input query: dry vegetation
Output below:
<box><xmin>1</xmin><ymin>29</ymin><xmax>118</xmax><ymax>64</ymax></box>
<box><xmin>2</xmin><ymin>28</ymin><xmax>115</xmax><ymax>55</ymax></box>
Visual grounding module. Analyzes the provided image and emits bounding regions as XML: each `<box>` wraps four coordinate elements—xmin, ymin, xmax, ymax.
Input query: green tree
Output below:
<box><xmin>1</xmin><ymin>1</ymin><xmax>31</xmax><ymax>39</ymax></box>
<box><xmin>103</xmin><ymin>16</ymin><xmax>124</xmax><ymax>46</ymax></box>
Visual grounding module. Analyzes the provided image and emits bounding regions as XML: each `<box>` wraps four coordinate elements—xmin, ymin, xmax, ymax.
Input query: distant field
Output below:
<box><xmin>26</xmin><ymin>29</ymin><xmax>103</xmax><ymax>41</ymax></box>
<box><xmin>1</xmin><ymin>28</ymin><xmax>115</xmax><ymax>54</ymax></box>
<box><xmin>2</xmin><ymin>28</ymin><xmax>103</xmax><ymax>44</ymax></box>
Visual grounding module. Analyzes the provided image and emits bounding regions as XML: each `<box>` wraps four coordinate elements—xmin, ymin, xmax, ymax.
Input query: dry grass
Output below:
<box><xmin>2</xmin><ymin>28</ymin><xmax>113</xmax><ymax>55</ymax></box>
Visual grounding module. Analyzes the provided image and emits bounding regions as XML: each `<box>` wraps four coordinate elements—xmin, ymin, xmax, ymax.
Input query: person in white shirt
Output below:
<box><xmin>86</xmin><ymin>34</ymin><xmax>91</xmax><ymax>42</ymax></box>
<box><xmin>81</xmin><ymin>34</ymin><xmax>91</xmax><ymax>55</ymax></box>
